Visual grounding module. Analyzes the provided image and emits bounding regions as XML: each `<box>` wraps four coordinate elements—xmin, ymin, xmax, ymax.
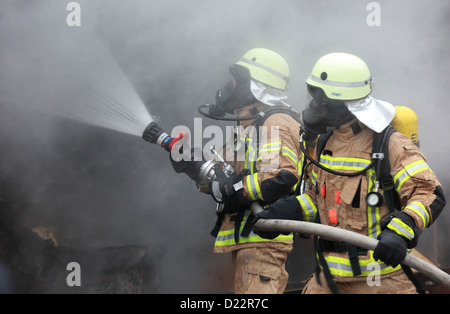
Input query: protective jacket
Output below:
<box><xmin>298</xmin><ymin>118</ymin><xmax>445</xmax><ymax>281</ymax></box>
<box><xmin>211</xmin><ymin>102</ymin><xmax>302</xmax><ymax>253</ymax></box>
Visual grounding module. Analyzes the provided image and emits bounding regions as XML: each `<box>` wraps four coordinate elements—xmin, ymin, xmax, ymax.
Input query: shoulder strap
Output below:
<box><xmin>251</xmin><ymin>106</ymin><xmax>302</xmax><ymax>150</ymax></box>
<box><xmin>316</xmin><ymin>129</ymin><xmax>333</xmax><ymax>159</ymax></box>
<box><xmin>253</xmin><ymin>106</ymin><xmax>302</xmax><ymax>128</ymax></box>
<box><xmin>372</xmin><ymin>127</ymin><xmax>401</xmax><ymax>212</ymax></box>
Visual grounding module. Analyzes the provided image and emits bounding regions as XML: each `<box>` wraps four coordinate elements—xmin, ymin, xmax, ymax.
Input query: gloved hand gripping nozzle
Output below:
<box><xmin>142</xmin><ymin>122</ymin><xmax>234</xmax><ymax>185</ymax></box>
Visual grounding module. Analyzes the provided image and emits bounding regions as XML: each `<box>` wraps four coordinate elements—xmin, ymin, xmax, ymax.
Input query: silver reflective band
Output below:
<box><xmin>156</xmin><ymin>132</ymin><xmax>169</xmax><ymax>146</ymax></box>
<box><xmin>325</xmin><ymin>259</ymin><xmax>393</xmax><ymax>274</ymax></box>
<box><xmin>308</xmin><ymin>75</ymin><xmax>372</xmax><ymax>88</ymax></box>
<box><xmin>298</xmin><ymin>195</ymin><xmax>316</xmax><ymax>220</ymax></box>
<box><xmin>394</xmin><ymin>162</ymin><xmax>429</xmax><ymax>190</ymax></box>
<box><xmin>319</xmin><ymin>156</ymin><xmax>371</xmax><ymax>170</ymax></box>
<box><xmin>388</xmin><ymin>219</ymin><xmax>414</xmax><ymax>240</ymax></box>
<box><xmin>406</xmin><ymin>203</ymin><xmax>430</xmax><ymax>228</ymax></box>
<box><xmin>240</xmin><ymin>58</ymin><xmax>289</xmax><ymax>83</ymax></box>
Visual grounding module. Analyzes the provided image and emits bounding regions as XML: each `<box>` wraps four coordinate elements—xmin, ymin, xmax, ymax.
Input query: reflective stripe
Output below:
<box><xmin>245</xmin><ymin>142</ymin><xmax>257</xmax><ymax>170</ymax></box>
<box><xmin>320</xmin><ymin>155</ymin><xmax>371</xmax><ymax>171</ymax></box>
<box><xmin>387</xmin><ymin>218</ymin><xmax>415</xmax><ymax>240</ymax></box>
<box><xmin>246</xmin><ymin>173</ymin><xmax>262</xmax><ymax>200</ymax></box>
<box><xmin>260</xmin><ymin>141</ymin><xmax>281</xmax><ymax>152</ymax></box>
<box><xmin>215</xmin><ymin>229</ymin><xmax>292</xmax><ymax>246</ymax></box>
<box><xmin>323</xmin><ymin>254</ymin><xmax>402</xmax><ymax>277</ymax></box>
<box><xmin>281</xmin><ymin>146</ymin><xmax>298</xmax><ymax>163</ymax></box>
<box><xmin>216</xmin><ymin>128</ymin><xmax>300</xmax><ymax>248</ymax></box>
<box><xmin>311</xmin><ymin>170</ymin><xmax>317</xmax><ymax>185</ymax></box>
<box><xmin>240</xmin><ymin>58</ymin><xmax>289</xmax><ymax>83</ymax></box>
<box><xmin>404</xmin><ymin>202</ymin><xmax>430</xmax><ymax>228</ymax></box>
<box><xmin>257</xmin><ymin>143</ymin><xmax>298</xmax><ymax>165</ymax></box>
<box><xmin>291</xmin><ymin>155</ymin><xmax>304</xmax><ymax>193</ymax></box>
<box><xmin>367</xmin><ymin>168</ymin><xmax>381</xmax><ymax>239</ymax></box>
<box><xmin>308</xmin><ymin>74</ymin><xmax>372</xmax><ymax>88</ymax></box>
<box><xmin>258</xmin><ymin>142</ymin><xmax>282</xmax><ymax>162</ymax></box>
<box><xmin>320</xmin><ymin>251</ymin><xmax>403</xmax><ymax>277</ymax></box>
<box><xmin>393</xmin><ymin>159</ymin><xmax>431</xmax><ymax>193</ymax></box>
<box><xmin>214</xmin><ymin>211</ymin><xmax>293</xmax><ymax>246</ymax></box>
<box><xmin>297</xmin><ymin>194</ymin><xmax>317</xmax><ymax>222</ymax></box>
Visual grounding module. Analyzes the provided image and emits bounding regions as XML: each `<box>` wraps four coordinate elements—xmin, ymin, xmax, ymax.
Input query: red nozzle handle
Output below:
<box><xmin>168</xmin><ymin>131</ymin><xmax>189</xmax><ymax>151</ymax></box>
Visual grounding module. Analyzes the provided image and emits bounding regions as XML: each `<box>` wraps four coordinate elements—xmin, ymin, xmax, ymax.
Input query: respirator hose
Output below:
<box><xmin>299</xmin><ymin>132</ymin><xmax>375</xmax><ymax>177</ymax></box>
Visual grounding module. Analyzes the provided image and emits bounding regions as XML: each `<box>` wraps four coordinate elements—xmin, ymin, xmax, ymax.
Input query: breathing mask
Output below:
<box><xmin>213</xmin><ymin>65</ymin><xmax>257</xmax><ymax>115</ymax></box>
<box><xmin>301</xmin><ymin>85</ymin><xmax>354</xmax><ymax>139</ymax></box>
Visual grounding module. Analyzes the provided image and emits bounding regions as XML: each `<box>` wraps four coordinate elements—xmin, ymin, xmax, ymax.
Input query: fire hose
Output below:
<box><xmin>251</xmin><ymin>202</ymin><xmax>450</xmax><ymax>290</ymax></box>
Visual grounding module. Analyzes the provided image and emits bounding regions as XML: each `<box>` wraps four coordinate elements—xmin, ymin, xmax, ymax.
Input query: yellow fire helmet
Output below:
<box><xmin>306</xmin><ymin>52</ymin><xmax>373</xmax><ymax>100</ymax></box>
<box><xmin>391</xmin><ymin>106</ymin><xmax>420</xmax><ymax>147</ymax></box>
<box><xmin>235</xmin><ymin>48</ymin><xmax>290</xmax><ymax>91</ymax></box>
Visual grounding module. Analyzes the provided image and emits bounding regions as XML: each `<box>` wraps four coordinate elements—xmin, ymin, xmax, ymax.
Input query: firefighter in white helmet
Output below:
<box><xmin>253</xmin><ymin>52</ymin><xmax>446</xmax><ymax>293</ymax></box>
<box><xmin>171</xmin><ymin>48</ymin><xmax>303</xmax><ymax>293</ymax></box>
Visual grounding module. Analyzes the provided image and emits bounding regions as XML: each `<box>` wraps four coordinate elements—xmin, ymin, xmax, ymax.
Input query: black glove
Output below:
<box><xmin>169</xmin><ymin>147</ymin><xmax>204</xmax><ymax>182</ymax></box>
<box><xmin>373</xmin><ymin>211</ymin><xmax>421</xmax><ymax>268</ymax></box>
<box><xmin>252</xmin><ymin>195</ymin><xmax>304</xmax><ymax>239</ymax></box>
<box><xmin>210</xmin><ymin>169</ymin><xmax>251</xmax><ymax>206</ymax></box>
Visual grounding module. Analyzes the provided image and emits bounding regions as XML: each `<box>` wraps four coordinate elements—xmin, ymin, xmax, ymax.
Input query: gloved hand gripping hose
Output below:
<box><xmin>250</xmin><ymin>203</ymin><xmax>450</xmax><ymax>290</ymax></box>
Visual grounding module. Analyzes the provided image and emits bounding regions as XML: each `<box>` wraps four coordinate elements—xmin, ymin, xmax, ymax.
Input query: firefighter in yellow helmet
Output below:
<box><xmin>170</xmin><ymin>48</ymin><xmax>303</xmax><ymax>293</ymax></box>
<box><xmin>253</xmin><ymin>52</ymin><xmax>446</xmax><ymax>294</ymax></box>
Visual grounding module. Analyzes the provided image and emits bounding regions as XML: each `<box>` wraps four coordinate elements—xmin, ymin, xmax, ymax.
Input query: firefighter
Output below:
<box><xmin>253</xmin><ymin>52</ymin><xmax>446</xmax><ymax>293</ymax></box>
<box><xmin>173</xmin><ymin>48</ymin><xmax>302</xmax><ymax>293</ymax></box>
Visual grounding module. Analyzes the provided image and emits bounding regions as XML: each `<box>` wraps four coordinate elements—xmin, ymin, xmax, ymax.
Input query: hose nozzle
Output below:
<box><xmin>142</xmin><ymin>122</ymin><xmax>188</xmax><ymax>153</ymax></box>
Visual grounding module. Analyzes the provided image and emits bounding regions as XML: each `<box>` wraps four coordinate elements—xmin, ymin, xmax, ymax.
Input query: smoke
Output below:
<box><xmin>0</xmin><ymin>0</ymin><xmax>449</xmax><ymax>293</ymax></box>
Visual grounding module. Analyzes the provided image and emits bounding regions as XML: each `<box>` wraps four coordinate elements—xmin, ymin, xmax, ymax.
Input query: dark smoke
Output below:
<box><xmin>0</xmin><ymin>0</ymin><xmax>448</xmax><ymax>293</ymax></box>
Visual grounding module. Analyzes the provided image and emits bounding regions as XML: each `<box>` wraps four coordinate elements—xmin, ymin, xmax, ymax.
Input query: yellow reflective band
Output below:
<box><xmin>297</xmin><ymin>194</ymin><xmax>317</xmax><ymax>222</ymax></box>
<box><xmin>404</xmin><ymin>202</ymin><xmax>430</xmax><ymax>228</ymax></box>
<box><xmin>311</xmin><ymin>170</ymin><xmax>317</xmax><ymax>185</ymax></box>
<box><xmin>320</xmin><ymin>155</ymin><xmax>371</xmax><ymax>171</ymax></box>
<box><xmin>393</xmin><ymin>159</ymin><xmax>432</xmax><ymax>193</ymax></box>
<box><xmin>246</xmin><ymin>173</ymin><xmax>262</xmax><ymax>201</ymax></box>
<box><xmin>387</xmin><ymin>218</ymin><xmax>415</xmax><ymax>240</ymax></box>
<box><xmin>281</xmin><ymin>146</ymin><xmax>298</xmax><ymax>163</ymax></box>
<box><xmin>258</xmin><ymin>142</ymin><xmax>282</xmax><ymax>162</ymax></box>
<box><xmin>260</xmin><ymin>141</ymin><xmax>282</xmax><ymax>151</ymax></box>
<box><xmin>214</xmin><ymin>212</ymin><xmax>293</xmax><ymax>247</ymax></box>
<box><xmin>319</xmin><ymin>251</ymin><xmax>402</xmax><ymax>277</ymax></box>
<box><xmin>245</xmin><ymin>144</ymin><xmax>257</xmax><ymax>171</ymax></box>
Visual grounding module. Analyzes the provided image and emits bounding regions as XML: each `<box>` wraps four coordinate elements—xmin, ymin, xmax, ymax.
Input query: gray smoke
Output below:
<box><xmin>0</xmin><ymin>0</ymin><xmax>448</xmax><ymax>293</ymax></box>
